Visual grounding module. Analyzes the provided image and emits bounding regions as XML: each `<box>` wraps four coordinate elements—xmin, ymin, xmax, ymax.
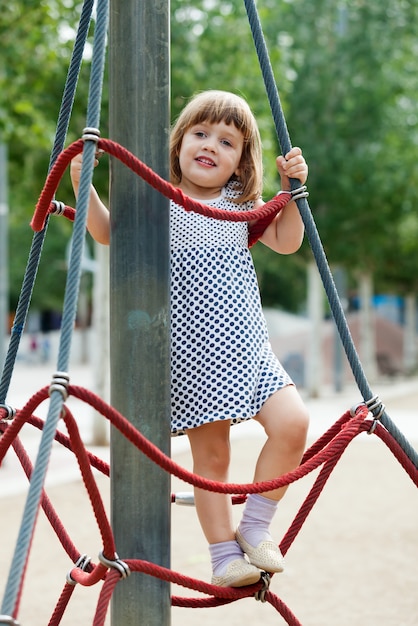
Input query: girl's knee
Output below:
<box><xmin>257</xmin><ymin>387</ymin><xmax>309</xmax><ymax>445</ymax></box>
<box><xmin>290</xmin><ymin>404</ymin><xmax>310</xmax><ymax>446</ymax></box>
<box><xmin>187</xmin><ymin>424</ymin><xmax>231</xmax><ymax>478</ymax></box>
<box><xmin>194</xmin><ymin>447</ymin><xmax>230</xmax><ymax>480</ymax></box>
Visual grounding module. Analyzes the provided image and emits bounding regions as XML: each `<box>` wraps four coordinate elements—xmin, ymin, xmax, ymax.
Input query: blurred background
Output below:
<box><xmin>1</xmin><ymin>0</ymin><xmax>417</xmax><ymax>405</ymax></box>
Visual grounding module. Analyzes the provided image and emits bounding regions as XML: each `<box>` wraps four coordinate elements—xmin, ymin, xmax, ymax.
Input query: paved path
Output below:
<box><xmin>1</xmin><ymin>362</ymin><xmax>417</xmax><ymax>625</ymax></box>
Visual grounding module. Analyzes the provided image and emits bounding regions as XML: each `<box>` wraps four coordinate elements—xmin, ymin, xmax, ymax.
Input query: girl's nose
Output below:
<box><xmin>202</xmin><ymin>139</ymin><xmax>216</xmax><ymax>152</ymax></box>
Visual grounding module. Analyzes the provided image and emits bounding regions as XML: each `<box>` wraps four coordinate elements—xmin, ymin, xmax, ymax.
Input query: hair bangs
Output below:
<box><xmin>185</xmin><ymin>92</ymin><xmax>254</xmax><ymax>140</ymax></box>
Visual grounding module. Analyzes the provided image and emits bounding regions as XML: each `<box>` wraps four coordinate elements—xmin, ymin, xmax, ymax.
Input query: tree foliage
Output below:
<box><xmin>0</xmin><ymin>1</ymin><xmax>104</xmax><ymax>311</ymax></box>
<box><xmin>2</xmin><ymin>0</ymin><xmax>418</xmax><ymax>315</ymax></box>
<box><xmin>282</xmin><ymin>0</ymin><xmax>418</xmax><ymax>292</ymax></box>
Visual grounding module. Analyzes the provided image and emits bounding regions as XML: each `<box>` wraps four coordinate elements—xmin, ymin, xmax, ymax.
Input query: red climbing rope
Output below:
<box><xmin>30</xmin><ymin>138</ymin><xmax>291</xmax><ymax>246</ymax></box>
<box><xmin>1</xmin><ymin>383</ymin><xmax>417</xmax><ymax>626</ymax></box>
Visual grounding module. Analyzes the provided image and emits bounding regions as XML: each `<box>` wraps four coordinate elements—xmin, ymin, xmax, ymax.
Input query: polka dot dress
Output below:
<box><xmin>170</xmin><ymin>181</ymin><xmax>292</xmax><ymax>436</ymax></box>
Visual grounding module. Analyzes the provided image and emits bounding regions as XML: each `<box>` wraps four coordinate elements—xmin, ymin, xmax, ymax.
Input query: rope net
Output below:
<box><xmin>1</xmin><ymin>378</ymin><xmax>417</xmax><ymax>626</ymax></box>
<box><xmin>1</xmin><ymin>0</ymin><xmax>417</xmax><ymax>624</ymax></box>
<box><xmin>1</xmin><ymin>136</ymin><xmax>416</xmax><ymax>623</ymax></box>
<box><xmin>30</xmin><ymin>137</ymin><xmax>292</xmax><ymax>246</ymax></box>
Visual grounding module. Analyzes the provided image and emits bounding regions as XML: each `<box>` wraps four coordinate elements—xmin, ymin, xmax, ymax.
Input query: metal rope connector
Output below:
<box><xmin>350</xmin><ymin>395</ymin><xmax>386</xmax><ymax>433</ymax></box>
<box><xmin>49</xmin><ymin>371</ymin><xmax>70</xmax><ymax>402</ymax></box>
<box><xmin>173</xmin><ymin>492</ymin><xmax>195</xmax><ymax>506</ymax></box>
<box><xmin>82</xmin><ymin>127</ymin><xmax>101</xmax><ymax>143</ymax></box>
<box><xmin>365</xmin><ymin>395</ymin><xmax>386</xmax><ymax>434</ymax></box>
<box><xmin>66</xmin><ymin>553</ymin><xmax>92</xmax><ymax>586</ymax></box>
<box><xmin>98</xmin><ymin>551</ymin><xmax>131</xmax><ymax>579</ymax></box>
<box><xmin>291</xmin><ymin>185</ymin><xmax>309</xmax><ymax>201</ymax></box>
<box><xmin>0</xmin><ymin>404</ymin><xmax>16</xmax><ymax>422</ymax></box>
<box><xmin>350</xmin><ymin>402</ymin><xmax>367</xmax><ymax>417</ymax></box>
<box><xmin>0</xmin><ymin>616</ymin><xmax>21</xmax><ymax>626</ymax></box>
<box><xmin>255</xmin><ymin>571</ymin><xmax>271</xmax><ymax>602</ymax></box>
<box><xmin>50</xmin><ymin>200</ymin><xmax>66</xmax><ymax>216</ymax></box>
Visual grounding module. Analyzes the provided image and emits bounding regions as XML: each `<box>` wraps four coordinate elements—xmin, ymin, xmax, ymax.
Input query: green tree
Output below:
<box><xmin>5</xmin><ymin>0</ymin><xmax>418</xmax><ymax>317</ymax></box>
<box><xmin>282</xmin><ymin>0</ymin><xmax>418</xmax><ymax>287</ymax></box>
<box><xmin>0</xmin><ymin>1</ymin><xmax>107</xmax><ymax>312</ymax></box>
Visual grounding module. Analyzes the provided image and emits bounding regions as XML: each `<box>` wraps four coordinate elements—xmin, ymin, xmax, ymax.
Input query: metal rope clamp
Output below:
<box><xmin>98</xmin><ymin>550</ymin><xmax>131</xmax><ymax>579</ymax></box>
<box><xmin>365</xmin><ymin>395</ymin><xmax>386</xmax><ymax>434</ymax></box>
<box><xmin>82</xmin><ymin>127</ymin><xmax>101</xmax><ymax>144</ymax></box>
<box><xmin>0</xmin><ymin>404</ymin><xmax>16</xmax><ymax>422</ymax></box>
<box><xmin>66</xmin><ymin>553</ymin><xmax>92</xmax><ymax>586</ymax></box>
<box><xmin>48</xmin><ymin>371</ymin><xmax>70</xmax><ymax>402</ymax></box>
<box><xmin>351</xmin><ymin>395</ymin><xmax>385</xmax><ymax>434</ymax></box>
<box><xmin>50</xmin><ymin>200</ymin><xmax>66</xmax><ymax>216</ymax></box>
<box><xmin>291</xmin><ymin>185</ymin><xmax>309</xmax><ymax>201</ymax></box>
<box><xmin>255</xmin><ymin>571</ymin><xmax>271</xmax><ymax>602</ymax></box>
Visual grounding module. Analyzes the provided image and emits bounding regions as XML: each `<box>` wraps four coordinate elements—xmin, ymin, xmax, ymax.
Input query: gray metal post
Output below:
<box><xmin>0</xmin><ymin>144</ymin><xmax>8</xmax><ymax>369</ymax></box>
<box><xmin>109</xmin><ymin>1</ymin><xmax>171</xmax><ymax>625</ymax></box>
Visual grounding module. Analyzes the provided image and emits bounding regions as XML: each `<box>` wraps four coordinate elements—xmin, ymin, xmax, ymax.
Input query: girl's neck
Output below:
<box><xmin>177</xmin><ymin>182</ymin><xmax>224</xmax><ymax>201</ymax></box>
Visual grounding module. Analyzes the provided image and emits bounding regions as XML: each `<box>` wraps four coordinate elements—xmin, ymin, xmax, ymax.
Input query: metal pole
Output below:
<box><xmin>0</xmin><ymin>144</ymin><xmax>8</xmax><ymax>370</ymax></box>
<box><xmin>109</xmin><ymin>1</ymin><xmax>171</xmax><ymax>625</ymax></box>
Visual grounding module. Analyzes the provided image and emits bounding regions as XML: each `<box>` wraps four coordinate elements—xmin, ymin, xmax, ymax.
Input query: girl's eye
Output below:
<box><xmin>195</xmin><ymin>131</ymin><xmax>206</xmax><ymax>138</ymax></box>
<box><xmin>221</xmin><ymin>139</ymin><xmax>232</xmax><ymax>147</ymax></box>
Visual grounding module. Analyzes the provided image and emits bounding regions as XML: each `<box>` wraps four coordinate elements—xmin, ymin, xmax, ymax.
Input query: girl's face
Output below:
<box><xmin>177</xmin><ymin>120</ymin><xmax>244</xmax><ymax>199</ymax></box>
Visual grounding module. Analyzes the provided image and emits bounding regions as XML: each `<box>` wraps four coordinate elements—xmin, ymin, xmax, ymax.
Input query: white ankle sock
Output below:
<box><xmin>209</xmin><ymin>540</ymin><xmax>244</xmax><ymax>577</ymax></box>
<box><xmin>238</xmin><ymin>493</ymin><xmax>278</xmax><ymax>547</ymax></box>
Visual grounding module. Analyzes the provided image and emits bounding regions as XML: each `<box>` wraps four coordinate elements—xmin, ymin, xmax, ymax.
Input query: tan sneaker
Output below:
<box><xmin>236</xmin><ymin>529</ymin><xmax>284</xmax><ymax>573</ymax></box>
<box><xmin>211</xmin><ymin>557</ymin><xmax>261</xmax><ymax>587</ymax></box>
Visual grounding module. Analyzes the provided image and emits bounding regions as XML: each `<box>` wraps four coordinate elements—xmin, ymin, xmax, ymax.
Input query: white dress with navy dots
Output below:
<box><xmin>170</xmin><ymin>181</ymin><xmax>292</xmax><ymax>436</ymax></box>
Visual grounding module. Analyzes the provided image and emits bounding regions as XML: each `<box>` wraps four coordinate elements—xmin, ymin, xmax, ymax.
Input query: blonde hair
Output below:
<box><xmin>170</xmin><ymin>90</ymin><xmax>263</xmax><ymax>203</ymax></box>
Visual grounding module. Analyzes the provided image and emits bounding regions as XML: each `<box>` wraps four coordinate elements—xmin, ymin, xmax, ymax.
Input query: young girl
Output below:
<box><xmin>71</xmin><ymin>90</ymin><xmax>309</xmax><ymax>588</ymax></box>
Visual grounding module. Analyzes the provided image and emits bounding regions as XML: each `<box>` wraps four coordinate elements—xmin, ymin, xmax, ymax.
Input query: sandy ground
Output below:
<box><xmin>0</xmin><ymin>364</ymin><xmax>417</xmax><ymax>625</ymax></box>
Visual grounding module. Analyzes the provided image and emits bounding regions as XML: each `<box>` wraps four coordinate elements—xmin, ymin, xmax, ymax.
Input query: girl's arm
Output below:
<box><xmin>256</xmin><ymin>147</ymin><xmax>308</xmax><ymax>254</ymax></box>
<box><xmin>70</xmin><ymin>153</ymin><xmax>110</xmax><ymax>245</ymax></box>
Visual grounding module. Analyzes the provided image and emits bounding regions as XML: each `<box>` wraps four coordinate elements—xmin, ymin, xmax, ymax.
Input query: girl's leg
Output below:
<box><xmin>186</xmin><ymin>420</ymin><xmax>234</xmax><ymax>544</ymax></box>
<box><xmin>253</xmin><ymin>385</ymin><xmax>309</xmax><ymax>501</ymax></box>
<box><xmin>187</xmin><ymin>420</ymin><xmax>260</xmax><ymax>586</ymax></box>
<box><xmin>237</xmin><ymin>385</ymin><xmax>309</xmax><ymax>571</ymax></box>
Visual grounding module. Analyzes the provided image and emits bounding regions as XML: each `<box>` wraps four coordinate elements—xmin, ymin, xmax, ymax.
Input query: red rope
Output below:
<box><xmin>48</xmin><ymin>584</ymin><xmax>76</xmax><ymax>626</ymax></box>
<box><xmin>69</xmin><ymin>385</ymin><xmax>370</xmax><ymax>495</ymax></box>
<box><xmin>61</xmin><ymin>408</ymin><xmax>116</xmax><ymax>559</ymax></box>
<box><xmin>2</xmin><ymin>384</ymin><xmax>417</xmax><ymax>626</ymax></box>
<box><xmin>30</xmin><ymin>138</ymin><xmax>291</xmax><ymax>246</ymax></box>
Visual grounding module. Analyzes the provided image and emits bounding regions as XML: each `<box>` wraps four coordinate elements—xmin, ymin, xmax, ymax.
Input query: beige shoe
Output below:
<box><xmin>211</xmin><ymin>557</ymin><xmax>261</xmax><ymax>587</ymax></box>
<box><xmin>236</xmin><ymin>529</ymin><xmax>285</xmax><ymax>573</ymax></box>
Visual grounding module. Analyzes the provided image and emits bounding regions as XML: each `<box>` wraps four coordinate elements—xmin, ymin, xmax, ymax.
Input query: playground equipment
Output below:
<box><xmin>0</xmin><ymin>1</ymin><xmax>417</xmax><ymax>624</ymax></box>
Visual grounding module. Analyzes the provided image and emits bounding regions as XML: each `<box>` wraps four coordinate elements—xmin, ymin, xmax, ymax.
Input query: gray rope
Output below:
<box><xmin>0</xmin><ymin>0</ymin><xmax>95</xmax><ymax>405</ymax></box>
<box><xmin>0</xmin><ymin>0</ymin><xmax>109</xmax><ymax>616</ymax></box>
<box><xmin>243</xmin><ymin>0</ymin><xmax>418</xmax><ymax>468</ymax></box>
